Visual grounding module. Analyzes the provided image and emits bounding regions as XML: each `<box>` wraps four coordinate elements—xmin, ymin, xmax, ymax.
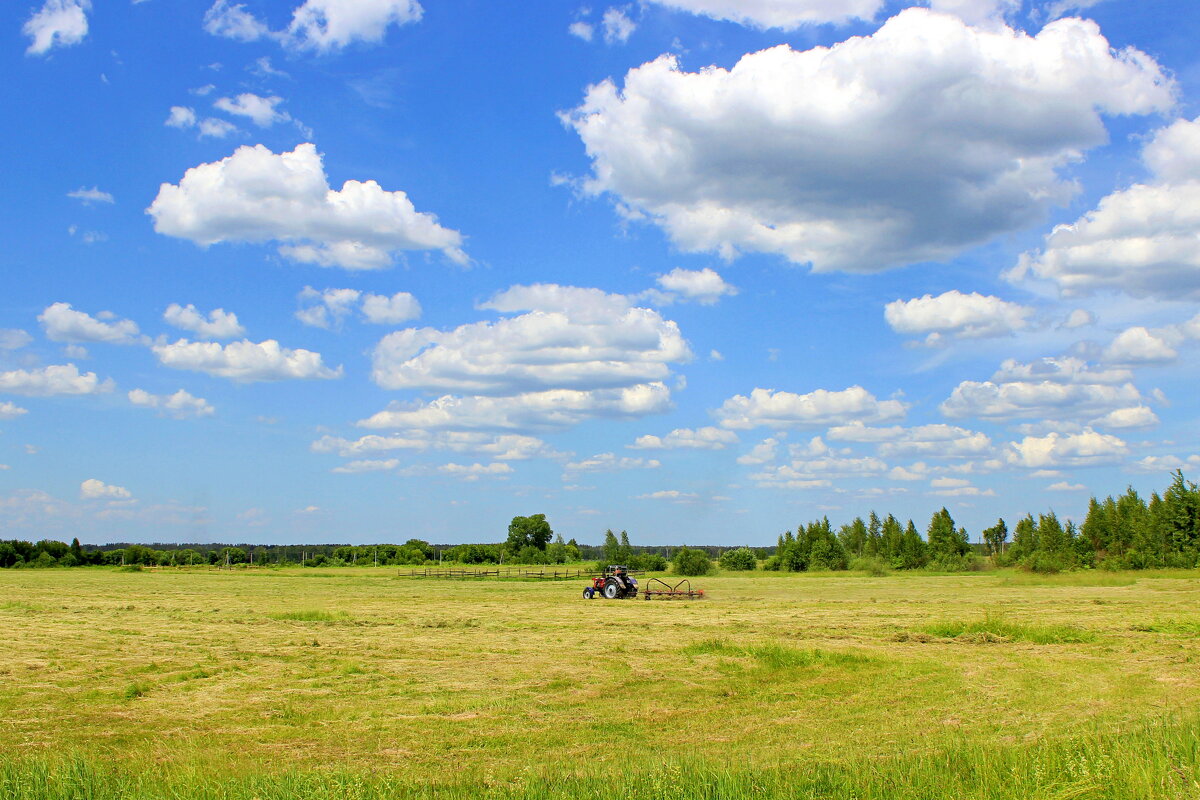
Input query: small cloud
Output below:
<box><xmin>165</xmin><ymin>106</ymin><xmax>197</xmax><ymax>129</ymax></box>
<box><xmin>1047</xmin><ymin>481</ymin><xmax>1086</xmax><ymax>491</ymax></box>
<box><xmin>0</xmin><ymin>401</ymin><xmax>29</xmax><ymax>419</ymax></box>
<box><xmin>602</xmin><ymin>6</ymin><xmax>635</xmax><ymax>43</ymax></box>
<box><xmin>568</xmin><ymin>20</ymin><xmax>594</xmax><ymax>40</ymax></box>
<box><xmin>80</xmin><ymin>478</ymin><xmax>131</xmax><ymax>500</ymax></box>
<box><xmin>67</xmin><ymin>186</ymin><xmax>114</xmax><ymax>205</ymax></box>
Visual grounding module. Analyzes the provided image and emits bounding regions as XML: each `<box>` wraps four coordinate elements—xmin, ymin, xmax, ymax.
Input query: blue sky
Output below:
<box><xmin>2</xmin><ymin>0</ymin><xmax>1199</xmax><ymax>546</ymax></box>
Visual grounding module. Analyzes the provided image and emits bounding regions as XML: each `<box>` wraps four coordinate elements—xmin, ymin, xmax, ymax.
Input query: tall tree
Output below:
<box><xmin>506</xmin><ymin>514</ymin><xmax>554</xmax><ymax>554</ymax></box>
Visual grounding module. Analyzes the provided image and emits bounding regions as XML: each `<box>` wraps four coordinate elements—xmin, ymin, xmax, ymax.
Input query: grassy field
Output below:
<box><xmin>1</xmin><ymin>567</ymin><xmax>1199</xmax><ymax>798</ymax></box>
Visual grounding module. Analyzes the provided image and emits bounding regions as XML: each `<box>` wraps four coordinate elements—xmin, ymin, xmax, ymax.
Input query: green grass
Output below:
<box><xmin>1132</xmin><ymin>620</ymin><xmax>1200</xmax><ymax>637</ymax></box>
<box><xmin>1</xmin><ymin>566</ymin><xmax>1198</xmax><ymax>796</ymax></box>
<box><xmin>683</xmin><ymin>638</ymin><xmax>871</xmax><ymax>668</ymax></box>
<box><xmin>1</xmin><ymin>716</ymin><xmax>1197</xmax><ymax>799</ymax></box>
<box><xmin>921</xmin><ymin>615</ymin><xmax>1097</xmax><ymax>643</ymax></box>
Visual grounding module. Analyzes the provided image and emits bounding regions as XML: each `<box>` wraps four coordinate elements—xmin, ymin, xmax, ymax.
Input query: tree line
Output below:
<box><xmin>2</xmin><ymin>472</ymin><xmax>1196</xmax><ymax>573</ymax></box>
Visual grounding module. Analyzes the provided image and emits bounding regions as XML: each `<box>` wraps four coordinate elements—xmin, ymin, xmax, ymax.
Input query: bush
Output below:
<box><xmin>672</xmin><ymin>547</ymin><xmax>711</xmax><ymax>576</ymax></box>
<box><xmin>762</xmin><ymin>555</ymin><xmax>782</xmax><ymax>571</ymax></box>
<box><xmin>718</xmin><ymin>548</ymin><xmax>756</xmax><ymax>571</ymax></box>
<box><xmin>849</xmin><ymin>556</ymin><xmax>889</xmax><ymax>576</ymax></box>
<box><xmin>515</xmin><ymin>545</ymin><xmax>549</xmax><ymax>565</ymax></box>
<box><xmin>630</xmin><ymin>552</ymin><xmax>667</xmax><ymax>571</ymax></box>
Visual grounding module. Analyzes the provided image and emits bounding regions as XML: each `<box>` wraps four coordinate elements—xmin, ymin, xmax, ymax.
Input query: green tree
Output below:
<box><xmin>672</xmin><ymin>547</ymin><xmax>711</xmax><ymax>576</ymax></box>
<box><xmin>506</xmin><ymin>514</ymin><xmax>553</xmax><ymax>555</ymax></box>
<box><xmin>927</xmin><ymin>508</ymin><xmax>968</xmax><ymax>563</ymax></box>
<box><xmin>899</xmin><ymin>520</ymin><xmax>928</xmax><ymax>569</ymax></box>
<box><xmin>718</xmin><ymin>547</ymin><xmax>757</xmax><ymax>571</ymax></box>
<box><xmin>602</xmin><ymin>529</ymin><xmax>621</xmax><ymax>563</ymax></box>
<box><xmin>982</xmin><ymin>518</ymin><xmax>1008</xmax><ymax>560</ymax></box>
<box><xmin>618</xmin><ymin>531</ymin><xmax>633</xmax><ymax>563</ymax></box>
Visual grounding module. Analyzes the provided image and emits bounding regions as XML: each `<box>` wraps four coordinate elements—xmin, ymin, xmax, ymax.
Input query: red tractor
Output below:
<box><xmin>582</xmin><ymin>565</ymin><xmax>638</xmax><ymax>599</ymax></box>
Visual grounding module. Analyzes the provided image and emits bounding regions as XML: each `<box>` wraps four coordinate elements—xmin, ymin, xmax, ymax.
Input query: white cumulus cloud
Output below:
<box><xmin>358</xmin><ymin>383</ymin><xmax>671</xmax><ymax>432</ymax></box>
<box><xmin>630</xmin><ymin>426</ymin><xmax>738</xmax><ymax>450</ymax></box>
<box><xmin>164</xmin><ymin>304</ymin><xmax>245</xmax><ymax>339</ymax></box>
<box><xmin>601</xmin><ymin>6</ymin><xmax>636</xmax><ymax>43</ymax></box>
<box><xmin>361</xmin><ymin>292</ymin><xmax>421</xmax><ymax>324</ymax></box>
<box><xmin>884</xmin><ymin>290</ymin><xmax>1032</xmax><ymax>343</ymax></box>
<box><xmin>1102</xmin><ymin>326</ymin><xmax>1177</xmax><ymax>365</ymax></box>
<box><xmin>151</xmin><ymin>339</ymin><xmax>342</xmax><ymax>382</ymax></box>
<box><xmin>39</xmin><ymin>303</ymin><xmax>140</xmax><ymax>344</ymax></box>
<box><xmin>24</xmin><ymin>0</ymin><xmax>90</xmax><ymax>55</ymax></box>
<box><xmin>0</xmin><ymin>401</ymin><xmax>29</xmax><ymax>419</ymax></box>
<box><xmin>437</xmin><ymin>462</ymin><xmax>512</xmax><ymax>481</ymax></box>
<box><xmin>653</xmin><ymin>268</ymin><xmax>737</xmax><ymax>305</ymax></box>
<box><xmin>644</xmin><ymin>0</ymin><xmax>882</xmax><ymax>28</ymax></box>
<box><xmin>0</xmin><ymin>364</ymin><xmax>113</xmax><ymax>396</ymax></box>
<box><xmin>204</xmin><ymin>0</ymin><xmax>423</xmax><ymax>52</ymax></box>
<box><xmin>564</xmin><ymin>10</ymin><xmax>1173</xmax><ymax>272</ymax></box>
<box><xmin>128</xmin><ymin>389</ymin><xmax>215</xmax><ymax>419</ymax></box>
<box><xmin>1012</xmin><ymin>116</ymin><xmax>1200</xmax><ymax>299</ymax></box>
<box><xmin>148</xmin><ymin>143</ymin><xmax>465</xmax><ymax>270</ymax></box>
<box><xmin>213</xmin><ymin>93</ymin><xmax>291</xmax><ymax>127</ymax></box>
<box><xmin>715</xmin><ymin>386</ymin><xmax>906</xmax><ymax>429</ymax></box>
<box><xmin>1006</xmin><ymin>428</ymin><xmax>1128</xmax><ymax>468</ymax></box>
<box><xmin>372</xmin><ymin>285</ymin><xmax>690</xmax><ymax>394</ymax></box>
<box><xmin>80</xmin><ymin>478</ymin><xmax>131</xmax><ymax>500</ymax></box>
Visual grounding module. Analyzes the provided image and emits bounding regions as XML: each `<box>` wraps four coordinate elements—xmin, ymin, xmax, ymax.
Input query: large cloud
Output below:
<box><xmin>358</xmin><ymin>383</ymin><xmax>671</xmax><ymax>431</ymax></box>
<box><xmin>884</xmin><ymin>290</ymin><xmax>1032</xmax><ymax>343</ymax></box>
<box><xmin>715</xmin><ymin>386</ymin><xmax>906</xmax><ymax>429</ymax></box>
<box><xmin>0</xmin><ymin>364</ymin><xmax>112</xmax><ymax>396</ymax></box>
<box><xmin>1006</xmin><ymin>428</ymin><xmax>1128</xmax><ymax>468</ymax></box>
<box><xmin>24</xmin><ymin>0</ymin><xmax>89</xmax><ymax>55</ymax></box>
<box><xmin>1012</xmin><ymin>116</ymin><xmax>1200</xmax><ymax>299</ymax></box>
<box><xmin>827</xmin><ymin>422</ymin><xmax>992</xmax><ymax>457</ymax></box>
<box><xmin>372</xmin><ymin>285</ymin><xmax>690</xmax><ymax>394</ymax></box>
<box><xmin>940</xmin><ymin>356</ymin><xmax>1148</xmax><ymax>425</ymax></box>
<box><xmin>645</xmin><ymin>0</ymin><xmax>882</xmax><ymax>28</ymax></box>
<box><xmin>151</xmin><ymin>339</ymin><xmax>341</xmax><ymax>382</ymax></box>
<box><xmin>565</xmin><ymin>9</ymin><xmax>1173</xmax><ymax>272</ymax></box>
<box><xmin>148</xmin><ymin>143</ymin><xmax>465</xmax><ymax>269</ymax></box>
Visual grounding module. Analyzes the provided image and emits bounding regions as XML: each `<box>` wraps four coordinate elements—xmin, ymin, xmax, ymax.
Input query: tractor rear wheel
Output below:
<box><xmin>603</xmin><ymin>579</ymin><xmax>620</xmax><ymax>599</ymax></box>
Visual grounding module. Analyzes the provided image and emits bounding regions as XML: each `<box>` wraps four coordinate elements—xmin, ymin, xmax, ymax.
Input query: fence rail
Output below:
<box><xmin>399</xmin><ymin>568</ymin><xmax>641</xmax><ymax>581</ymax></box>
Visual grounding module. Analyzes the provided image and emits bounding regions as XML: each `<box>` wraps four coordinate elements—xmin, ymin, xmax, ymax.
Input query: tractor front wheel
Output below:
<box><xmin>583</xmin><ymin>587</ymin><xmax>595</xmax><ymax>599</ymax></box>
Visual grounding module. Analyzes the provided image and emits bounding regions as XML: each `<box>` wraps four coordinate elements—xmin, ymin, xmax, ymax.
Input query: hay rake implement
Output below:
<box><xmin>641</xmin><ymin>577</ymin><xmax>705</xmax><ymax>600</ymax></box>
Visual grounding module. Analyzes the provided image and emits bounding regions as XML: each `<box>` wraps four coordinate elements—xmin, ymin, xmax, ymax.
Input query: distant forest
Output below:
<box><xmin>1</xmin><ymin>472</ymin><xmax>1197</xmax><ymax>573</ymax></box>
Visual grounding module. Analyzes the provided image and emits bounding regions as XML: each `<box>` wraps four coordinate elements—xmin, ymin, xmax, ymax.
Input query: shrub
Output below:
<box><xmin>762</xmin><ymin>555</ymin><xmax>782</xmax><ymax>571</ymax></box>
<box><xmin>849</xmin><ymin>556</ymin><xmax>889</xmax><ymax>576</ymax></box>
<box><xmin>630</xmin><ymin>552</ymin><xmax>668</xmax><ymax>571</ymax></box>
<box><xmin>672</xmin><ymin>547</ymin><xmax>711</xmax><ymax>576</ymax></box>
<box><xmin>718</xmin><ymin>548</ymin><xmax>756</xmax><ymax>571</ymax></box>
